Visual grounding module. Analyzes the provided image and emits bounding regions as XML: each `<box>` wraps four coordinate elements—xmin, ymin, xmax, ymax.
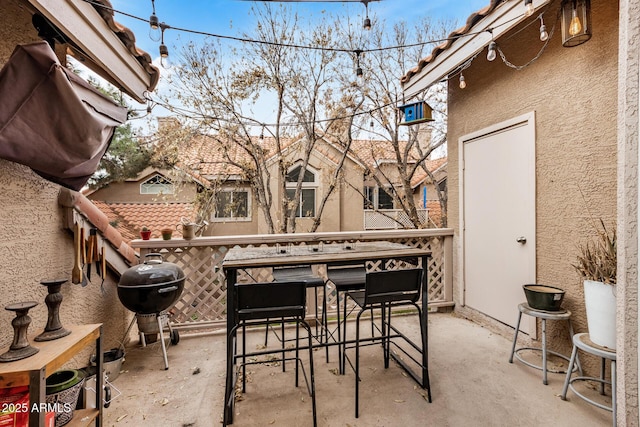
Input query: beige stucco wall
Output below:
<box><xmin>0</xmin><ymin>0</ymin><xmax>129</xmax><ymax>365</ymax></box>
<box><xmin>261</xmin><ymin>143</ymin><xmax>364</xmax><ymax>233</ymax></box>
<box><xmin>617</xmin><ymin>0</ymin><xmax>640</xmax><ymax>422</ymax></box>
<box><xmin>448</xmin><ymin>0</ymin><xmax>618</xmax><ymax>375</ymax></box>
<box><xmin>88</xmin><ymin>170</ymin><xmax>197</xmax><ymax>204</ymax></box>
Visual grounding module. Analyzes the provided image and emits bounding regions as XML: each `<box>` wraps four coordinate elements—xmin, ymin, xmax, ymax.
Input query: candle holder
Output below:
<box><xmin>35</xmin><ymin>279</ymin><xmax>71</xmax><ymax>342</ymax></box>
<box><xmin>0</xmin><ymin>301</ymin><xmax>39</xmax><ymax>362</ymax></box>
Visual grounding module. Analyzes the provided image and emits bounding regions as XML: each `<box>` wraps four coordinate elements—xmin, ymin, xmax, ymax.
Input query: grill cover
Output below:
<box><xmin>0</xmin><ymin>41</ymin><xmax>127</xmax><ymax>190</ymax></box>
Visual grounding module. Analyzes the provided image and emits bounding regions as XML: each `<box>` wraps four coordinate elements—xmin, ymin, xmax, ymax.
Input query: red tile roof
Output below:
<box><xmin>90</xmin><ymin>0</ymin><xmax>159</xmax><ymax>91</ymax></box>
<box><xmin>410</xmin><ymin>157</ymin><xmax>447</xmax><ymax>188</ymax></box>
<box><xmin>426</xmin><ymin>200</ymin><xmax>444</xmax><ymax>227</ymax></box>
<box><xmin>94</xmin><ymin>201</ymin><xmax>196</xmax><ymax>242</ymax></box>
<box><xmin>401</xmin><ymin>0</ymin><xmax>501</xmax><ymax>86</ymax></box>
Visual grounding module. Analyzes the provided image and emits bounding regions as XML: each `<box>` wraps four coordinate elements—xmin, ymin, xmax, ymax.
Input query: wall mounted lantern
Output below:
<box><xmin>561</xmin><ymin>0</ymin><xmax>592</xmax><ymax>47</ymax></box>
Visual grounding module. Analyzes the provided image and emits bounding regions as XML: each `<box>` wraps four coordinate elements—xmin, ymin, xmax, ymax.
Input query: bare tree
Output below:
<box><xmin>326</xmin><ymin>15</ymin><xmax>452</xmax><ymax>228</ymax></box>
<box><xmin>158</xmin><ymin>4</ymin><xmax>349</xmax><ymax>233</ymax></box>
<box><xmin>155</xmin><ymin>6</ymin><xmax>454</xmax><ymax>232</ymax></box>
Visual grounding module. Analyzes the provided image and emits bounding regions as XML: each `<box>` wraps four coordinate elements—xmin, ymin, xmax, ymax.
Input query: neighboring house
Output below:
<box><xmin>401</xmin><ymin>0</ymin><xmax>638</xmax><ymax>422</ymax></box>
<box><xmin>95</xmin><ymin>124</ymin><xmax>447</xmax><ymax>236</ymax></box>
<box><xmin>86</xmin><ymin>168</ymin><xmax>199</xmax><ymax>241</ymax></box>
<box><xmin>0</xmin><ymin>0</ymin><xmax>158</xmax><ymax>353</ymax></box>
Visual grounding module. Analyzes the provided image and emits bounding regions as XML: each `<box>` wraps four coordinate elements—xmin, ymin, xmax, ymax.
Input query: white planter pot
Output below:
<box><xmin>583</xmin><ymin>280</ymin><xmax>617</xmax><ymax>350</ymax></box>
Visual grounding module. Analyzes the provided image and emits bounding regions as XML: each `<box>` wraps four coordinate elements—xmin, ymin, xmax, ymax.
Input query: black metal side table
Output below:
<box><xmin>509</xmin><ymin>302</ymin><xmax>580</xmax><ymax>385</ymax></box>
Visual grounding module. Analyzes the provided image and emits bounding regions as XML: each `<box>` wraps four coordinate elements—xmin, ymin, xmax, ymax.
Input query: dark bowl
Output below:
<box><xmin>523</xmin><ymin>284</ymin><xmax>565</xmax><ymax>311</ymax></box>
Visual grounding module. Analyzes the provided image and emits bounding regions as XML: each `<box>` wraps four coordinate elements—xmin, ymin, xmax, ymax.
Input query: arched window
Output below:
<box><xmin>140</xmin><ymin>174</ymin><xmax>174</xmax><ymax>195</ymax></box>
<box><xmin>286</xmin><ymin>164</ymin><xmax>317</xmax><ymax>217</ymax></box>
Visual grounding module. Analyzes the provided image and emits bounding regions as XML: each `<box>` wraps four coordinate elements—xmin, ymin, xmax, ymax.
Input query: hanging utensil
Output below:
<box><xmin>87</xmin><ymin>229</ymin><xmax>96</xmax><ymax>281</ymax></box>
<box><xmin>79</xmin><ymin>226</ymin><xmax>88</xmax><ymax>287</ymax></box>
<box><xmin>100</xmin><ymin>245</ymin><xmax>107</xmax><ymax>294</ymax></box>
<box><xmin>72</xmin><ymin>222</ymin><xmax>82</xmax><ymax>284</ymax></box>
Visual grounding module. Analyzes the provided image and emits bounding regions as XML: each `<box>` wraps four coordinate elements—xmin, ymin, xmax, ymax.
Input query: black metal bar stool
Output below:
<box><xmin>561</xmin><ymin>333</ymin><xmax>616</xmax><ymax>427</ymax></box>
<box><xmin>509</xmin><ymin>302</ymin><xmax>580</xmax><ymax>385</ymax></box>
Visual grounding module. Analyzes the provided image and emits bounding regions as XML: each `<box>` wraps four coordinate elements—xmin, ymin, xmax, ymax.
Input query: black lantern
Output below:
<box><xmin>561</xmin><ymin>0</ymin><xmax>591</xmax><ymax>47</ymax></box>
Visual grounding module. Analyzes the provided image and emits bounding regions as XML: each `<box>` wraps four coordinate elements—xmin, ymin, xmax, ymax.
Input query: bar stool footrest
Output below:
<box><xmin>513</xmin><ymin>347</ymin><xmax>578</xmax><ymax>374</ymax></box>
<box><xmin>566</xmin><ymin>376</ymin><xmax>613</xmax><ymax>412</ymax></box>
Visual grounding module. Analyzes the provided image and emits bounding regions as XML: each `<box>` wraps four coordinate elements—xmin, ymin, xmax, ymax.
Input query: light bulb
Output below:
<box><xmin>487</xmin><ymin>41</ymin><xmax>497</xmax><ymax>62</ymax></box>
<box><xmin>525</xmin><ymin>1</ymin><xmax>535</xmax><ymax>17</ymax></box>
<box><xmin>159</xmin><ymin>43</ymin><xmax>168</xmax><ymax>58</ymax></box>
<box><xmin>459</xmin><ymin>75</ymin><xmax>466</xmax><ymax>89</ymax></box>
<box><xmin>539</xmin><ymin>24</ymin><xmax>548</xmax><ymax>41</ymax></box>
<box><xmin>363</xmin><ymin>17</ymin><xmax>371</xmax><ymax>31</ymax></box>
<box><xmin>569</xmin><ymin>8</ymin><xmax>582</xmax><ymax>36</ymax></box>
<box><xmin>149</xmin><ymin>14</ymin><xmax>161</xmax><ymax>42</ymax></box>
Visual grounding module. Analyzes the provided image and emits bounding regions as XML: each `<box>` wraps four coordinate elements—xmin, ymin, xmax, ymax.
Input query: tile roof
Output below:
<box><xmin>426</xmin><ymin>200</ymin><xmax>444</xmax><ymax>227</ymax></box>
<box><xmin>410</xmin><ymin>157</ymin><xmax>447</xmax><ymax>188</ymax></box>
<box><xmin>168</xmin><ymin>128</ymin><xmax>445</xmax><ymax>187</ymax></box>
<box><xmin>400</xmin><ymin>0</ymin><xmax>501</xmax><ymax>86</ymax></box>
<box><xmin>96</xmin><ymin>201</ymin><xmax>196</xmax><ymax>242</ymax></box>
<box><xmin>89</xmin><ymin>0</ymin><xmax>160</xmax><ymax>91</ymax></box>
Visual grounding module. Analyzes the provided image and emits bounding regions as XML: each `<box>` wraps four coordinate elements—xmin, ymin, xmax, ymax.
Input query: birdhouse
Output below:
<box><xmin>398</xmin><ymin>101</ymin><xmax>435</xmax><ymax>125</ymax></box>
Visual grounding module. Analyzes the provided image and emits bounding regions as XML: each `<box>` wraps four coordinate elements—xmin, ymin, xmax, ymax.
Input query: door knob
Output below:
<box><xmin>516</xmin><ymin>236</ymin><xmax>527</xmax><ymax>244</ymax></box>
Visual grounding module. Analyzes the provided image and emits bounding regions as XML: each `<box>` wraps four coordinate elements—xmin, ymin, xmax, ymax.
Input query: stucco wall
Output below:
<box><xmin>617</xmin><ymin>0</ymin><xmax>640</xmax><ymax>422</ymax></box>
<box><xmin>88</xmin><ymin>171</ymin><xmax>197</xmax><ymax>203</ymax></box>
<box><xmin>448</xmin><ymin>0</ymin><xmax>618</xmax><ymax>373</ymax></box>
<box><xmin>0</xmin><ymin>0</ymin><xmax>128</xmax><ymax>365</ymax></box>
<box><xmin>261</xmin><ymin>143</ymin><xmax>364</xmax><ymax>233</ymax></box>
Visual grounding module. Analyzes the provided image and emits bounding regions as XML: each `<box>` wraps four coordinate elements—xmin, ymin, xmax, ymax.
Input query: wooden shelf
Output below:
<box><xmin>0</xmin><ymin>324</ymin><xmax>103</xmax><ymax>427</ymax></box>
<box><xmin>0</xmin><ymin>324</ymin><xmax>101</xmax><ymax>387</ymax></box>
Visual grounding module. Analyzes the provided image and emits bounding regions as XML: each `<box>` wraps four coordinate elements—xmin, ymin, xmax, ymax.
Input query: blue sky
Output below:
<box><xmin>109</xmin><ymin>1</ymin><xmax>489</xmax><ymax>63</ymax></box>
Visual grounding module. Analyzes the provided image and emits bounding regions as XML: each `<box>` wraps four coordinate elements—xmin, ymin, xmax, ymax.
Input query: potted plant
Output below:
<box><xmin>161</xmin><ymin>227</ymin><xmax>173</xmax><ymax>240</ymax></box>
<box><xmin>140</xmin><ymin>226</ymin><xmax>152</xmax><ymax>240</ymax></box>
<box><xmin>573</xmin><ymin>219</ymin><xmax>616</xmax><ymax>349</ymax></box>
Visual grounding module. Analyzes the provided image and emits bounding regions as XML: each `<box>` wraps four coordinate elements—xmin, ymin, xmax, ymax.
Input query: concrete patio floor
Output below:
<box><xmin>102</xmin><ymin>312</ymin><xmax>612</xmax><ymax>426</ymax></box>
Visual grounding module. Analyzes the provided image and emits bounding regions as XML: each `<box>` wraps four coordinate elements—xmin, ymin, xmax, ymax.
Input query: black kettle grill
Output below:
<box><xmin>118</xmin><ymin>253</ymin><xmax>184</xmax><ymax>369</ymax></box>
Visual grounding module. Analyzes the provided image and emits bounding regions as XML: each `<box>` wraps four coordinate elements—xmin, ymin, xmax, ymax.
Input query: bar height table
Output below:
<box><xmin>222</xmin><ymin>242</ymin><xmax>431</xmax><ymax>425</ymax></box>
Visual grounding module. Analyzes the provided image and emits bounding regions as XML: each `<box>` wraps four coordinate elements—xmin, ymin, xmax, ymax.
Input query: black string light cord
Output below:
<box><xmin>81</xmin><ymin>0</ymin><xmax>525</xmax><ymax>56</ymax></box>
<box><xmin>81</xmin><ymin>0</ymin><xmax>555</xmax><ymax>128</ymax></box>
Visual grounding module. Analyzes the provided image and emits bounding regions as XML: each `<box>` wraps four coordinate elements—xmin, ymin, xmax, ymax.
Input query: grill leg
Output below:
<box><xmin>157</xmin><ymin>315</ymin><xmax>169</xmax><ymax>370</ymax></box>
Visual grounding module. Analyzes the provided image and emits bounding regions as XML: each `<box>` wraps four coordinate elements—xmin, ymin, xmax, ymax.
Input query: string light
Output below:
<box><xmin>362</xmin><ymin>1</ymin><xmax>371</xmax><ymax>30</ymax></box>
<box><xmin>539</xmin><ymin>15</ymin><xmax>548</xmax><ymax>41</ymax></box>
<box><xmin>149</xmin><ymin>0</ymin><xmax>160</xmax><ymax>41</ymax></box>
<box><xmin>159</xmin><ymin>22</ymin><xmax>169</xmax><ymax>59</ymax></box>
<box><xmin>459</xmin><ymin>74</ymin><xmax>466</xmax><ymax>89</ymax></box>
<box><xmin>524</xmin><ymin>0</ymin><xmax>534</xmax><ymax>17</ymax></box>
<box><xmin>80</xmin><ymin>0</ymin><xmax>527</xmax><ymax>57</ymax></box>
<box><xmin>487</xmin><ymin>41</ymin><xmax>497</xmax><ymax>62</ymax></box>
<box><xmin>354</xmin><ymin>49</ymin><xmax>364</xmax><ymax>82</ymax></box>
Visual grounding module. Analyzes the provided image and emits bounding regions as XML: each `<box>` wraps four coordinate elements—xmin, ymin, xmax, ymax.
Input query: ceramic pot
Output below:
<box><xmin>584</xmin><ymin>279</ymin><xmax>616</xmax><ymax>349</ymax></box>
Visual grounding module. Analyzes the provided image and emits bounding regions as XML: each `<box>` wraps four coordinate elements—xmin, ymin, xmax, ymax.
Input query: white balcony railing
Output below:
<box><xmin>131</xmin><ymin>229</ymin><xmax>454</xmax><ymax>330</ymax></box>
<box><xmin>364</xmin><ymin>209</ymin><xmax>428</xmax><ymax>230</ymax></box>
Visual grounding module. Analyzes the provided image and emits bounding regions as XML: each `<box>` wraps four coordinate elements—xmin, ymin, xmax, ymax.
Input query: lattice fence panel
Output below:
<box><xmin>159</xmin><ymin>235</ymin><xmax>447</xmax><ymax>327</ymax></box>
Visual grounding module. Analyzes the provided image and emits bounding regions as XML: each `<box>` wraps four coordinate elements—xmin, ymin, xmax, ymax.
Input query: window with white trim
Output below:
<box><xmin>364</xmin><ymin>186</ymin><xmax>394</xmax><ymax>209</ymax></box>
<box><xmin>213</xmin><ymin>189</ymin><xmax>250</xmax><ymax>221</ymax></box>
<box><xmin>286</xmin><ymin>165</ymin><xmax>317</xmax><ymax>217</ymax></box>
<box><xmin>140</xmin><ymin>174</ymin><xmax>174</xmax><ymax>195</ymax></box>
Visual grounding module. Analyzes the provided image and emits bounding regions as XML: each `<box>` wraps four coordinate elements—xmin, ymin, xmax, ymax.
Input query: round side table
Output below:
<box><xmin>509</xmin><ymin>302</ymin><xmax>580</xmax><ymax>385</ymax></box>
<box><xmin>560</xmin><ymin>332</ymin><xmax>616</xmax><ymax>426</ymax></box>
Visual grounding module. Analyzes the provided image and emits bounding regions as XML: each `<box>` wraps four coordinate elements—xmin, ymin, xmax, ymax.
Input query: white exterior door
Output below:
<box><xmin>461</xmin><ymin>112</ymin><xmax>536</xmax><ymax>331</ymax></box>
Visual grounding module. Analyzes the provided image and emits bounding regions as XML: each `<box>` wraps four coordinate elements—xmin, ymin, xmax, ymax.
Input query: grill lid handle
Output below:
<box><xmin>143</xmin><ymin>253</ymin><xmax>164</xmax><ymax>265</ymax></box>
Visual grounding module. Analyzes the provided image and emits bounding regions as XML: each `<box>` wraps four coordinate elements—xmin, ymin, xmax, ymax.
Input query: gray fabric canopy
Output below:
<box><xmin>0</xmin><ymin>41</ymin><xmax>128</xmax><ymax>190</ymax></box>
